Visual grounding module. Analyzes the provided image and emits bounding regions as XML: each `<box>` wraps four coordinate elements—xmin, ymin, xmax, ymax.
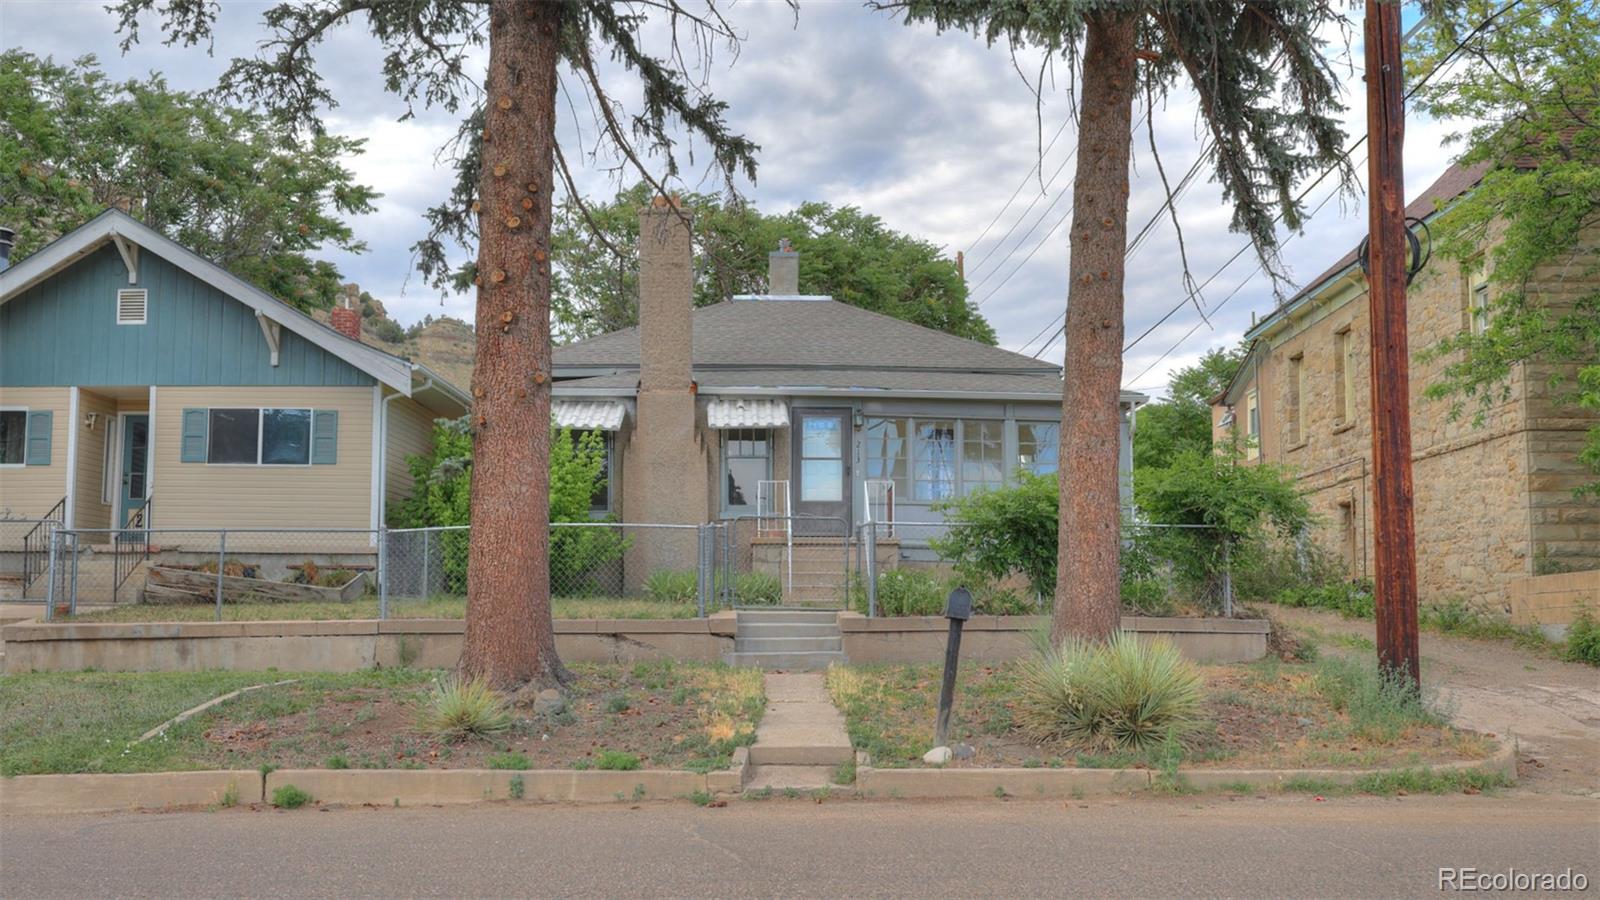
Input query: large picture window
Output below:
<box><xmin>961</xmin><ymin>419</ymin><xmax>1003</xmax><ymax>493</ymax></box>
<box><xmin>1017</xmin><ymin>421</ymin><xmax>1059</xmax><ymax>476</ymax></box>
<box><xmin>723</xmin><ymin>428</ymin><xmax>771</xmax><ymax>513</ymax></box>
<box><xmin>863</xmin><ymin>417</ymin><xmax>909</xmax><ymax>499</ymax></box>
<box><xmin>208</xmin><ymin>408</ymin><xmax>313</xmax><ymax>465</ymax></box>
<box><xmin>912</xmin><ymin>419</ymin><xmax>956</xmax><ymax>501</ymax></box>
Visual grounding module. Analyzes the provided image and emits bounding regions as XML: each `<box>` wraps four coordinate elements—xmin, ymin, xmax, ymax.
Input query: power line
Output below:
<box><xmin>963</xmin><ymin>113</ymin><xmax>1075</xmax><ymax>260</ymax></box>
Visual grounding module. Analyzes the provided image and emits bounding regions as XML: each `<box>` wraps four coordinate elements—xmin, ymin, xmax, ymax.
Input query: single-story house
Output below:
<box><xmin>552</xmin><ymin>201</ymin><xmax>1145</xmax><ymax>596</ymax></box>
<box><xmin>0</xmin><ymin>209</ymin><xmax>469</xmax><ymax>594</ymax></box>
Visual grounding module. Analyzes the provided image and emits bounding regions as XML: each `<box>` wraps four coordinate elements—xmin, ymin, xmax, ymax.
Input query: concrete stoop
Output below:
<box><xmin>744</xmin><ymin>672</ymin><xmax>855</xmax><ymax>795</ymax></box>
<box><xmin>728</xmin><ymin>609</ymin><xmax>845</xmax><ymax>671</ymax></box>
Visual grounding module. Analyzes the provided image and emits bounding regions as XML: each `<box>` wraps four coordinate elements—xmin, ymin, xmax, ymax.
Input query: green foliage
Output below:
<box><xmin>595</xmin><ymin>750</ymin><xmax>640</xmax><ymax>771</ymax></box>
<box><xmin>730</xmin><ymin>571</ymin><xmax>782</xmax><ymax>606</ymax></box>
<box><xmin>848</xmin><ymin>568</ymin><xmax>1035</xmax><ymax>618</ymax></box>
<box><xmin>508</xmin><ymin>774</ymin><xmax>525</xmax><ymax>800</ymax></box>
<box><xmin>0</xmin><ymin>51</ymin><xmax>376</xmax><ymax>312</ymax></box>
<box><xmin>689</xmin><ymin>789</ymin><xmax>713</xmax><ymax>807</ymax></box>
<box><xmin>932</xmin><ymin>473</ymin><xmax>1058</xmax><ymax>598</ymax></box>
<box><xmin>645</xmin><ymin>570</ymin><xmax>699</xmax><ymax>605</ymax></box>
<box><xmin>1133</xmin><ymin>347</ymin><xmax>1247</xmax><ymax>471</ymax></box>
<box><xmin>415</xmin><ymin>676</ymin><xmax>512</xmax><ymax>741</ymax></box>
<box><xmin>271</xmin><ymin>785</ymin><xmax>312</xmax><ymax>809</ymax></box>
<box><xmin>1562</xmin><ymin>609</ymin><xmax>1600</xmax><ymax>667</ymax></box>
<box><xmin>551</xmin><ymin>182</ymin><xmax>993</xmax><ymax>343</ymax></box>
<box><xmin>1312</xmin><ymin>657</ymin><xmax>1445</xmax><ymax>743</ymax></box>
<box><xmin>324</xmin><ymin>754</ymin><xmax>349</xmax><ymax>770</ymax></box>
<box><xmin>1278</xmin><ymin>580</ymin><xmax>1375</xmax><ymax>619</ymax></box>
<box><xmin>1013</xmin><ymin>633</ymin><xmax>1203</xmax><ymax>752</ymax></box>
<box><xmin>1411</xmin><ymin>1</ymin><xmax>1600</xmax><ymax>496</ymax></box>
<box><xmin>486</xmin><ymin>751</ymin><xmax>531</xmax><ymax>770</ymax></box>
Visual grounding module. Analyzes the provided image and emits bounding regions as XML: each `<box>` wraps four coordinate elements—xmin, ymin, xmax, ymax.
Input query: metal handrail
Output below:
<box><xmin>20</xmin><ymin>497</ymin><xmax>66</xmax><ymax>589</ymax></box>
<box><xmin>113</xmin><ymin>494</ymin><xmax>153</xmax><ymax>601</ymax></box>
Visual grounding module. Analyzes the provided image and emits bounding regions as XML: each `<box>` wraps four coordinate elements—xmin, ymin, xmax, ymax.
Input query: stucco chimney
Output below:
<box><xmin>768</xmin><ymin>239</ymin><xmax>799</xmax><ymax>295</ymax></box>
<box><xmin>637</xmin><ymin>196</ymin><xmax>694</xmax><ymax>391</ymax></box>
<box><xmin>331</xmin><ymin>294</ymin><xmax>362</xmax><ymax>342</ymax></box>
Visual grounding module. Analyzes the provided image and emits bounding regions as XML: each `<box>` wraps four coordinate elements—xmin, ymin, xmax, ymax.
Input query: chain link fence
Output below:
<box><xmin>0</xmin><ymin>517</ymin><xmax>63</xmax><ymax>602</ymax></box>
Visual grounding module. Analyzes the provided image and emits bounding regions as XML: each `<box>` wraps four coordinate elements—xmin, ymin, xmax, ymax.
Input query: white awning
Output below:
<box><xmin>552</xmin><ymin>399</ymin><xmax>626</xmax><ymax>431</ymax></box>
<box><xmin>706</xmin><ymin>397</ymin><xmax>789</xmax><ymax>429</ymax></box>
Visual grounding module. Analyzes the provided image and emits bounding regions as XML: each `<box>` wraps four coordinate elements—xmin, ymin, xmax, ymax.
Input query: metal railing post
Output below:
<box><xmin>378</xmin><ymin>526</ymin><xmax>390</xmax><ymax>619</ymax></box>
<box><xmin>215</xmin><ymin>531</ymin><xmax>226</xmax><ymax>622</ymax></box>
<box><xmin>44</xmin><ymin>528</ymin><xmax>59</xmax><ymax>622</ymax></box>
<box><xmin>1222</xmin><ymin>538</ymin><xmax>1234</xmax><ymax>618</ymax></box>
<box><xmin>866</xmin><ymin>520</ymin><xmax>878</xmax><ymax>618</ymax></box>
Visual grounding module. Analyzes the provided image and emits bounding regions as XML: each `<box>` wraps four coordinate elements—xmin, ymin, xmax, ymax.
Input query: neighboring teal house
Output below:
<box><xmin>0</xmin><ymin>209</ymin><xmax>469</xmax><ymax>549</ymax></box>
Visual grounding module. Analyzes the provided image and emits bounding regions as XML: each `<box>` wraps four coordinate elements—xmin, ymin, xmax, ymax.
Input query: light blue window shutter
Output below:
<box><xmin>180</xmin><ymin>409</ymin><xmax>209</xmax><ymax>463</ymax></box>
<box><xmin>312</xmin><ymin>410</ymin><xmax>339</xmax><ymax>464</ymax></box>
<box><xmin>24</xmin><ymin>411</ymin><xmax>52</xmax><ymax>465</ymax></box>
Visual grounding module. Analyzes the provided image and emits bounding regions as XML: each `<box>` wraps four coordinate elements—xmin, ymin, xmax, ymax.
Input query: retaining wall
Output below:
<box><xmin>839</xmin><ymin>613</ymin><xmax>1268</xmax><ymax>664</ymax></box>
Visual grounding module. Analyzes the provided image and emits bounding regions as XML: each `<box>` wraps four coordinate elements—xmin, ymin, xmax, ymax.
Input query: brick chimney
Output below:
<box><xmin>768</xmin><ymin>238</ymin><xmax>799</xmax><ymax>295</ymax></box>
<box><xmin>637</xmin><ymin>196</ymin><xmax>694</xmax><ymax>391</ymax></box>
<box><xmin>331</xmin><ymin>300</ymin><xmax>362</xmax><ymax>342</ymax></box>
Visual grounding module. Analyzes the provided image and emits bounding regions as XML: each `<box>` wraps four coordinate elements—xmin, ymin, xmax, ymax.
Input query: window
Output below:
<box><xmin>1244</xmin><ymin>390</ymin><xmax>1260</xmax><ymax>460</ymax></box>
<box><xmin>589</xmin><ymin>432</ymin><xmax>614</xmax><ymax>514</ymax></box>
<box><xmin>1334</xmin><ymin>328</ymin><xmax>1355</xmax><ymax>426</ymax></box>
<box><xmin>1467</xmin><ymin>265</ymin><xmax>1491</xmax><ymax>336</ymax></box>
<box><xmin>1017</xmin><ymin>421</ymin><xmax>1059</xmax><ymax>476</ymax></box>
<box><xmin>961</xmin><ymin>419</ymin><xmax>1003</xmax><ymax>493</ymax></box>
<box><xmin>116</xmin><ymin>289</ymin><xmax>147</xmax><ymax>325</ymax></box>
<box><xmin>722</xmin><ymin>429</ymin><xmax>770</xmax><ymax>513</ymax></box>
<box><xmin>0</xmin><ymin>409</ymin><xmax>24</xmax><ymax>465</ymax></box>
<box><xmin>912</xmin><ymin>419</ymin><xmax>956</xmax><ymax>501</ymax></box>
<box><xmin>863</xmin><ymin>417</ymin><xmax>909</xmax><ymax>499</ymax></box>
<box><xmin>1287</xmin><ymin>353</ymin><xmax>1305</xmax><ymax>445</ymax></box>
<box><xmin>207</xmin><ymin>408</ymin><xmax>313</xmax><ymax>465</ymax></box>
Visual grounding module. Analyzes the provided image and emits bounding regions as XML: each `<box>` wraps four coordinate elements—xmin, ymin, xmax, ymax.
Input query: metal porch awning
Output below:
<box><xmin>552</xmin><ymin>399</ymin><xmax>627</xmax><ymax>431</ymax></box>
<box><xmin>705</xmin><ymin>397</ymin><xmax>789</xmax><ymax>429</ymax></box>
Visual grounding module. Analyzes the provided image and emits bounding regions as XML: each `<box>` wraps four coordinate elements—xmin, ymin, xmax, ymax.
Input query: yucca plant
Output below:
<box><xmin>417</xmin><ymin>675</ymin><xmax>514</xmax><ymax>741</ymax></box>
<box><xmin>1015</xmin><ymin>632</ymin><xmax>1202</xmax><ymax>752</ymax></box>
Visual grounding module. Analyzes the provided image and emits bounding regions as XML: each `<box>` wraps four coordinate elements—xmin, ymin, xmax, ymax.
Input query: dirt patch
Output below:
<box><xmin>168</xmin><ymin>662</ymin><xmax>763</xmax><ymax>773</ymax></box>
<box><xmin>828</xmin><ymin>659</ymin><xmax>1491</xmax><ymax>771</ymax></box>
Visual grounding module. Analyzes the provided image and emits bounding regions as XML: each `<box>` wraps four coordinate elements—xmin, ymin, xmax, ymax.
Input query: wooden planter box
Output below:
<box><xmin>143</xmin><ymin>565</ymin><xmax>369</xmax><ymax>605</ymax></box>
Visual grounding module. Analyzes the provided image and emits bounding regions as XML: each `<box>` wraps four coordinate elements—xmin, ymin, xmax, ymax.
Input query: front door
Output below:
<box><xmin>792</xmin><ymin>408</ymin><xmax>851</xmax><ymax>536</ymax></box>
<box><xmin>118</xmin><ymin>414</ymin><xmax>150</xmax><ymax>527</ymax></box>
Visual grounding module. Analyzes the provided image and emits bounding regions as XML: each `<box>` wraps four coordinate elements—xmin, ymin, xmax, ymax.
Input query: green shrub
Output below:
<box><xmin>1014</xmin><ymin>632</ymin><xmax>1203</xmax><ymax>751</ymax></box>
<box><xmin>272</xmin><ymin>784</ymin><xmax>313</xmax><ymax>809</ymax></box>
<box><xmin>931</xmin><ymin>473</ymin><xmax>1059</xmax><ymax>597</ymax></box>
<box><xmin>1313</xmin><ymin>656</ymin><xmax>1445</xmax><ymax>741</ymax></box>
<box><xmin>595</xmin><ymin>750</ymin><xmax>640</xmax><ymax>771</ymax></box>
<box><xmin>1278</xmin><ymin>580</ymin><xmax>1375</xmax><ymax>618</ymax></box>
<box><xmin>1120</xmin><ymin>576</ymin><xmax>1176</xmax><ymax>617</ymax></box>
<box><xmin>486</xmin><ymin>751</ymin><xmax>531</xmax><ymax>770</ymax></box>
<box><xmin>733</xmin><ymin>571</ymin><xmax>782</xmax><ymax>605</ymax></box>
<box><xmin>1562</xmin><ymin>608</ymin><xmax>1600</xmax><ymax>667</ymax></box>
<box><xmin>416</xmin><ymin>676</ymin><xmax>513</xmax><ymax>740</ymax></box>
<box><xmin>645</xmin><ymin>570</ymin><xmax>699</xmax><ymax>605</ymax></box>
<box><xmin>873</xmin><ymin>569</ymin><xmax>946</xmax><ymax>616</ymax></box>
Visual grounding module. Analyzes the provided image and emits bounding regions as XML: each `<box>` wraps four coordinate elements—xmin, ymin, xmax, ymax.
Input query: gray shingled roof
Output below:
<box><xmin>554</xmin><ymin>299</ymin><xmax>1060</xmax><ymax>374</ymax></box>
<box><xmin>556</xmin><ymin>367</ymin><xmax>1089</xmax><ymax>398</ymax></box>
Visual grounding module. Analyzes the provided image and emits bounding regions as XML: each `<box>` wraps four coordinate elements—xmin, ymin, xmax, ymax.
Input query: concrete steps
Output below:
<box><xmin>743</xmin><ymin>673</ymin><xmax>854</xmax><ymax>796</ymax></box>
<box><xmin>744</xmin><ymin>765</ymin><xmax>853</xmax><ymax>795</ymax></box>
<box><xmin>728</xmin><ymin>610</ymin><xmax>845</xmax><ymax>671</ymax></box>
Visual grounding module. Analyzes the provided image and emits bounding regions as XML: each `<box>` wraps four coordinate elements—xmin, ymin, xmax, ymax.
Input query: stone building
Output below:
<box><xmin>1211</xmin><ymin>162</ymin><xmax>1600</xmax><ymax>611</ymax></box>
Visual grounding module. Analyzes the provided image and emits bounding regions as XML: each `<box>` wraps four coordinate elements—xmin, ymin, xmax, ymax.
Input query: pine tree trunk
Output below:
<box><xmin>460</xmin><ymin>0</ymin><xmax>568</xmax><ymax>689</ymax></box>
<box><xmin>1052</xmin><ymin>10</ymin><xmax>1138</xmax><ymax>645</ymax></box>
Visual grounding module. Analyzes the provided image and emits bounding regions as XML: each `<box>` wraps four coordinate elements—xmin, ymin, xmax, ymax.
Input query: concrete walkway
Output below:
<box><xmin>746</xmin><ymin>673</ymin><xmax>853</xmax><ymax>791</ymax></box>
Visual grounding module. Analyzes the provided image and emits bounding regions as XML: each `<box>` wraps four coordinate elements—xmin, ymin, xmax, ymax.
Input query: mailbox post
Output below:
<box><xmin>934</xmin><ymin>586</ymin><xmax>973</xmax><ymax>749</ymax></box>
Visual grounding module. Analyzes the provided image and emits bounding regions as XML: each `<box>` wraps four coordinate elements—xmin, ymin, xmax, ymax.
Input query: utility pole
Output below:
<box><xmin>1363</xmin><ymin>0</ymin><xmax>1420</xmax><ymax>690</ymax></box>
<box><xmin>956</xmin><ymin>250</ymin><xmax>965</xmax><ymax>282</ymax></box>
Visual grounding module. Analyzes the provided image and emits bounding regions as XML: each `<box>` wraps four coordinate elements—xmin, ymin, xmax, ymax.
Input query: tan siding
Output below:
<box><xmin>73</xmin><ymin>392</ymin><xmax>119</xmax><ymax>530</ymax></box>
<box><xmin>385</xmin><ymin>395</ymin><xmax>438</xmax><ymax>509</ymax></box>
<box><xmin>152</xmin><ymin>386</ymin><xmax>375</xmax><ymax>530</ymax></box>
<box><xmin>0</xmin><ymin>386</ymin><xmax>70</xmax><ymax>519</ymax></box>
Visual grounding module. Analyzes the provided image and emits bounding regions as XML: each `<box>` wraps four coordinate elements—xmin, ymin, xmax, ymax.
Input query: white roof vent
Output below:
<box><xmin>116</xmin><ymin>288</ymin><xmax>147</xmax><ymax>325</ymax></box>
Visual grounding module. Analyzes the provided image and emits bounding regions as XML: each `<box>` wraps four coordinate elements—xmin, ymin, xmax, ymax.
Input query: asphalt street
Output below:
<box><xmin>3</xmin><ymin>793</ymin><xmax>1596</xmax><ymax>898</ymax></box>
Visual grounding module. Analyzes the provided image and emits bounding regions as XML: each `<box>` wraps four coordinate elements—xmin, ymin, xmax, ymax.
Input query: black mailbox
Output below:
<box><xmin>943</xmin><ymin>586</ymin><xmax>973</xmax><ymax>621</ymax></box>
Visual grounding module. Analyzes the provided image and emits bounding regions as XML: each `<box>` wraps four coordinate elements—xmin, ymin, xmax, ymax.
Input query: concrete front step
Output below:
<box><xmin>735</xmin><ymin>636</ymin><xmax>843</xmax><ymax>653</ymax></box>
<box><xmin>737</xmin><ymin>621</ymin><xmax>838</xmax><ymax>638</ymax></box>
<box><xmin>735</xmin><ymin>610</ymin><xmax>840</xmax><ymax>624</ymax></box>
<box><xmin>744</xmin><ymin>765</ymin><xmax>853</xmax><ymax>794</ymax></box>
<box><xmin>727</xmin><ymin>650</ymin><xmax>845</xmax><ymax>671</ymax></box>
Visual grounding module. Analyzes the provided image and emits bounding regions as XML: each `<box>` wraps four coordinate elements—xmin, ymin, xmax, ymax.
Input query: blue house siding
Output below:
<box><xmin>0</xmin><ymin>244</ymin><xmax>375</xmax><ymax>388</ymax></box>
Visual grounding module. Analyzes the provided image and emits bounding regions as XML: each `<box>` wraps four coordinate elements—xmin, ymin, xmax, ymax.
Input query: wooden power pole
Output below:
<box><xmin>1363</xmin><ymin>0</ymin><xmax>1421</xmax><ymax>689</ymax></box>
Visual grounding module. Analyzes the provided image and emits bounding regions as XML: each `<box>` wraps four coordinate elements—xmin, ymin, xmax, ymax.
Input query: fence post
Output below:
<box><xmin>215</xmin><ymin>531</ymin><xmax>226</xmax><ymax>622</ymax></box>
<box><xmin>69</xmin><ymin>532</ymin><xmax>80</xmax><ymax>616</ymax></box>
<box><xmin>694</xmin><ymin>524</ymin><xmax>709</xmax><ymax>619</ymax></box>
<box><xmin>422</xmin><ymin>528</ymin><xmax>432</xmax><ymax>600</ymax></box>
<box><xmin>378</xmin><ymin>526</ymin><xmax>390</xmax><ymax>620</ymax></box>
<box><xmin>44</xmin><ymin>529</ymin><xmax>59</xmax><ymax>622</ymax></box>
<box><xmin>865</xmin><ymin>520</ymin><xmax>878</xmax><ymax>618</ymax></box>
<box><xmin>1222</xmin><ymin>538</ymin><xmax>1234</xmax><ymax>618</ymax></box>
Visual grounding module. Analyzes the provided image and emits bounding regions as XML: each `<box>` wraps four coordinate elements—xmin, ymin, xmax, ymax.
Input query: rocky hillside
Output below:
<box><xmin>311</xmin><ymin>285</ymin><xmax>477</xmax><ymax>391</ymax></box>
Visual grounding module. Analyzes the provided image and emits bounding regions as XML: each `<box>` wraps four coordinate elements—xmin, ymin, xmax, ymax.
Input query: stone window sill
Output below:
<box><xmin>1286</xmin><ymin>440</ymin><xmax>1309</xmax><ymax>453</ymax></box>
<box><xmin>1332</xmin><ymin>421</ymin><xmax>1357</xmax><ymax>435</ymax></box>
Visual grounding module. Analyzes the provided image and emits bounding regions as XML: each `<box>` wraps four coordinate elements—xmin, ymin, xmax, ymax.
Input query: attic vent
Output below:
<box><xmin>116</xmin><ymin>288</ymin><xmax>147</xmax><ymax>325</ymax></box>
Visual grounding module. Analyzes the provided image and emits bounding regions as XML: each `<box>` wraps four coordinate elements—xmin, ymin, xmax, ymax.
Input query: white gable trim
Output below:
<box><xmin>0</xmin><ymin>209</ymin><xmax>418</xmax><ymax>395</ymax></box>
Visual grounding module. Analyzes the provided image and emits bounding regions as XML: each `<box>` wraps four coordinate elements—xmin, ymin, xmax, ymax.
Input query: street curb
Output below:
<box><xmin>0</xmin><ymin>740</ymin><xmax>1511</xmax><ymax>813</ymax></box>
<box><xmin>853</xmin><ymin>738</ymin><xmax>1518</xmax><ymax>799</ymax></box>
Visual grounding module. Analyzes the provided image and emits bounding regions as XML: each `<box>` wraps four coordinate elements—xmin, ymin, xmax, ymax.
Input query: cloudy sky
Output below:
<box><xmin>2</xmin><ymin>1</ymin><xmax>1469</xmax><ymax>397</ymax></box>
